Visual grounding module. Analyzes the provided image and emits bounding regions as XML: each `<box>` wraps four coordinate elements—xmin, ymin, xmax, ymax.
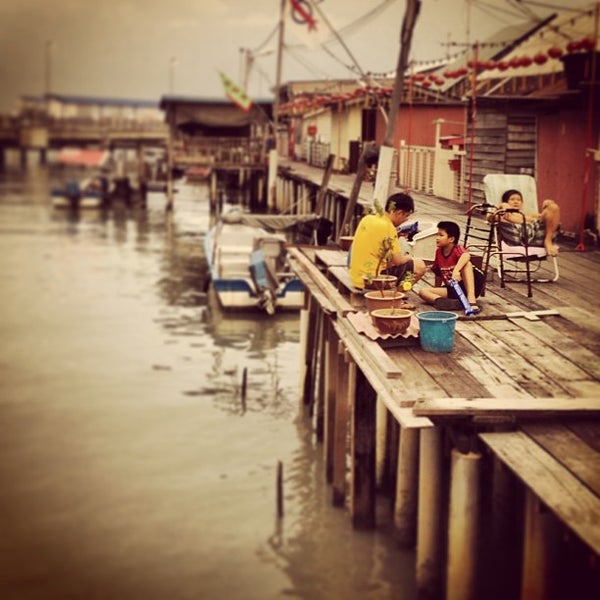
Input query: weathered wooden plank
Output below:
<box><xmin>455</xmin><ymin>321</ymin><xmax>559</xmax><ymax>397</ymax></box>
<box><xmin>520</xmin><ymin>422</ymin><xmax>600</xmax><ymax>496</ymax></box>
<box><xmin>414</xmin><ymin>396</ymin><xmax>600</xmax><ymax>416</ymax></box>
<box><xmin>314</xmin><ymin>248</ymin><xmax>348</xmax><ymax>268</ymax></box>
<box><xmin>479</xmin><ymin>430</ymin><xmax>600</xmax><ymax>555</ymax></box>
<box><xmin>456</xmin><ymin>354</ymin><xmax>532</xmax><ymax>399</ymax></box>
<box><xmin>509</xmin><ymin>313</ymin><xmax>600</xmax><ymax>381</ymax></box>
<box><xmin>481</xmin><ymin>323</ymin><xmax>593</xmax><ymax>387</ymax></box>
<box><xmin>334</xmin><ymin>317</ymin><xmax>403</xmax><ymax>379</ymax></box>
<box><xmin>411</xmin><ymin>338</ymin><xmax>492</xmax><ymax>398</ymax></box>
<box><xmin>288</xmin><ymin>247</ymin><xmax>354</xmax><ymax>315</ymax></box>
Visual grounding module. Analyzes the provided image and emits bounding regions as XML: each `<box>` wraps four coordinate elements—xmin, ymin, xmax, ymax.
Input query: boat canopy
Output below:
<box><xmin>57</xmin><ymin>148</ymin><xmax>110</xmax><ymax>168</ymax></box>
<box><xmin>220</xmin><ymin>212</ymin><xmax>320</xmax><ymax>232</ymax></box>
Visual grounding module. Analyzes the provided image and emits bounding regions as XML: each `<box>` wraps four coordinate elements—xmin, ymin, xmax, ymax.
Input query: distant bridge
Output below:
<box><xmin>0</xmin><ymin>115</ymin><xmax>168</xmax><ymax>164</ymax></box>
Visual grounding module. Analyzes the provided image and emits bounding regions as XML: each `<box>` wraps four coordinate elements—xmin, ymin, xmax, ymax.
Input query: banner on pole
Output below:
<box><xmin>219</xmin><ymin>71</ymin><xmax>254</xmax><ymax>112</ymax></box>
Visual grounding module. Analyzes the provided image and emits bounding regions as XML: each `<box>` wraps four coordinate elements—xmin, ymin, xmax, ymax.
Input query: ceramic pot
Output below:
<box><xmin>364</xmin><ymin>289</ymin><xmax>406</xmax><ymax>312</ymax></box>
<box><xmin>370</xmin><ymin>308</ymin><xmax>413</xmax><ymax>335</ymax></box>
<box><xmin>362</xmin><ymin>274</ymin><xmax>398</xmax><ymax>291</ymax></box>
<box><xmin>338</xmin><ymin>236</ymin><xmax>354</xmax><ymax>251</ymax></box>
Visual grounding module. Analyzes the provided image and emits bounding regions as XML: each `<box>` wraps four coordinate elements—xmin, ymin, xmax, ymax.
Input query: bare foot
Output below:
<box><xmin>545</xmin><ymin>242</ymin><xmax>559</xmax><ymax>256</ymax></box>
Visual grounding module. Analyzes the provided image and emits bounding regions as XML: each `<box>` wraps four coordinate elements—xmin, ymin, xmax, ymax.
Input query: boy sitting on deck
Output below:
<box><xmin>418</xmin><ymin>221</ymin><xmax>483</xmax><ymax>313</ymax></box>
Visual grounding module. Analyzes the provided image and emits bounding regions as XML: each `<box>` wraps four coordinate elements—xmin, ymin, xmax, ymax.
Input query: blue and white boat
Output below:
<box><xmin>204</xmin><ymin>212</ymin><xmax>313</xmax><ymax>315</ymax></box>
<box><xmin>51</xmin><ymin>176</ymin><xmax>109</xmax><ymax>209</ymax></box>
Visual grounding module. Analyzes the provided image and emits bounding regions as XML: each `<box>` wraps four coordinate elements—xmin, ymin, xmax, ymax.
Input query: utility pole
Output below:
<box><xmin>169</xmin><ymin>57</ymin><xmax>177</xmax><ymax>94</ymax></box>
<box><xmin>339</xmin><ymin>0</ymin><xmax>421</xmax><ymax>238</ymax></box>
<box><xmin>45</xmin><ymin>40</ymin><xmax>54</xmax><ymax>97</ymax></box>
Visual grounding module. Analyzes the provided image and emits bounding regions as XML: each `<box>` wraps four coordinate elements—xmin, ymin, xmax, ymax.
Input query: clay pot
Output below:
<box><xmin>364</xmin><ymin>289</ymin><xmax>406</xmax><ymax>312</ymax></box>
<box><xmin>338</xmin><ymin>236</ymin><xmax>354</xmax><ymax>251</ymax></box>
<box><xmin>362</xmin><ymin>274</ymin><xmax>398</xmax><ymax>291</ymax></box>
<box><xmin>370</xmin><ymin>308</ymin><xmax>414</xmax><ymax>335</ymax></box>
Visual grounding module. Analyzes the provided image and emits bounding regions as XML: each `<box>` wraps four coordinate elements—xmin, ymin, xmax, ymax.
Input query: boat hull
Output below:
<box><xmin>211</xmin><ymin>277</ymin><xmax>304</xmax><ymax>311</ymax></box>
<box><xmin>205</xmin><ymin>218</ymin><xmax>305</xmax><ymax>313</ymax></box>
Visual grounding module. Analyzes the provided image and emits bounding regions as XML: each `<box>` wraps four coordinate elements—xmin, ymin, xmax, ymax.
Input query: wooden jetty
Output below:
<box><xmin>281</xmin><ymin>161</ymin><xmax>600</xmax><ymax>600</ymax></box>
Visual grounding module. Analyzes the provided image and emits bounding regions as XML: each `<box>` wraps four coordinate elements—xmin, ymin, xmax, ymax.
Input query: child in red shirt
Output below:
<box><xmin>418</xmin><ymin>221</ymin><xmax>483</xmax><ymax>313</ymax></box>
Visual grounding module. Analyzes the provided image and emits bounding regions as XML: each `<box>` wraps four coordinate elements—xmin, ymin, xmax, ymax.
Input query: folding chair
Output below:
<box><xmin>462</xmin><ymin>202</ymin><xmax>497</xmax><ymax>296</ymax></box>
<box><xmin>483</xmin><ymin>174</ymin><xmax>559</xmax><ymax>298</ymax></box>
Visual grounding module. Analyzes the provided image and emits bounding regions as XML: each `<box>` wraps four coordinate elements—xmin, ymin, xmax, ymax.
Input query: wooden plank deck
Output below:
<box><xmin>281</xmin><ymin>159</ymin><xmax>600</xmax><ymax>599</ymax></box>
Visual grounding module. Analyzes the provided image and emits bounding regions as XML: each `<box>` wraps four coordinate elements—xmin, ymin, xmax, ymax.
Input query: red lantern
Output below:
<box><xmin>509</xmin><ymin>56</ymin><xmax>522</xmax><ymax>68</ymax></box>
<box><xmin>307</xmin><ymin>125</ymin><xmax>317</xmax><ymax>136</ymax></box>
<box><xmin>412</xmin><ymin>73</ymin><xmax>425</xmax><ymax>81</ymax></box>
<box><xmin>579</xmin><ymin>37</ymin><xmax>596</xmax><ymax>51</ymax></box>
<box><xmin>496</xmin><ymin>61</ymin><xmax>509</xmax><ymax>71</ymax></box>
<box><xmin>422</xmin><ymin>80</ymin><xmax>431</xmax><ymax>88</ymax></box>
<box><xmin>547</xmin><ymin>46</ymin><xmax>563</xmax><ymax>59</ymax></box>
<box><xmin>519</xmin><ymin>56</ymin><xmax>533</xmax><ymax>67</ymax></box>
<box><xmin>456</xmin><ymin>67</ymin><xmax>468</xmax><ymax>77</ymax></box>
<box><xmin>533</xmin><ymin>52</ymin><xmax>548</xmax><ymax>65</ymax></box>
<box><xmin>567</xmin><ymin>40</ymin><xmax>581</xmax><ymax>53</ymax></box>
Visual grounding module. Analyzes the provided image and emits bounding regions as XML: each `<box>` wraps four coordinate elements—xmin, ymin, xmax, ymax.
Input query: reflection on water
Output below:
<box><xmin>0</xmin><ymin>163</ymin><xmax>415</xmax><ymax>600</ymax></box>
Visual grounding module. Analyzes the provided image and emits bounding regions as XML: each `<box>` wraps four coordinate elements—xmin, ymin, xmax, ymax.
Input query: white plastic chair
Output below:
<box><xmin>483</xmin><ymin>174</ymin><xmax>559</xmax><ymax>298</ymax></box>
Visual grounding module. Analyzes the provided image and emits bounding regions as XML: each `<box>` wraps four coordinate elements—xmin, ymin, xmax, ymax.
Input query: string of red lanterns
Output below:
<box><xmin>277</xmin><ymin>36</ymin><xmax>597</xmax><ymax>114</ymax></box>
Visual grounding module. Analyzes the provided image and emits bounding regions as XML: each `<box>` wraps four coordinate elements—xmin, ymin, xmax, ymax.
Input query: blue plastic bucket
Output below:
<box><xmin>417</xmin><ymin>311</ymin><xmax>459</xmax><ymax>353</ymax></box>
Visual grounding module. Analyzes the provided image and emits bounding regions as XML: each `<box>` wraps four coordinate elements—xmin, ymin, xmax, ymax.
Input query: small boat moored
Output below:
<box><xmin>51</xmin><ymin>176</ymin><xmax>109</xmax><ymax>210</ymax></box>
<box><xmin>204</xmin><ymin>212</ymin><xmax>317</xmax><ymax>315</ymax></box>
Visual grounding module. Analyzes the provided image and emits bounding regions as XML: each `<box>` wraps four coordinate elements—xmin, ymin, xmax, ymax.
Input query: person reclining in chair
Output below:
<box><xmin>491</xmin><ymin>189</ymin><xmax>561</xmax><ymax>256</ymax></box>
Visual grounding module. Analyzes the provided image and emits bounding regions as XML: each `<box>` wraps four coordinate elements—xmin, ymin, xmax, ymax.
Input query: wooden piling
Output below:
<box><xmin>324</xmin><ymin>319</ymin><xmax>338</xmax><ymax>483</ymax></box>
<box><xmin>446</xmin><ymin>449</ymin><xmax>482</xmax><ymax>600</ymax></box>
<box><xmin>277</xmin><ymin>460</ymin><xmax>284</xmax><ymax>518</ymax></box>
<box><xmin>376</xmin><ymin>398</ymin><xmax>387</xmax><ymax>489</ymax></box>
<box><xmin>332</xmin><ymin>348</ymin><xmax>353</xmax><ymax>506</ymax></box>
<box><xmin>350</xmin><ymin>368</ymin><xmax>376</xmax><ymax>529</ymax></box>
<box><xmin>521</xmin><ymin>490</ymin><xmax>562</xmax><ymax>600</ymax></box>
<box><xmin>241</xmin><ymin>367</ymin><xmax>248</xmax><ymax>412</ymax></box>
<box><xmin>416</xmin><ymin>426</ymin><xmax>444</xmax><ymax>598</ymax></box>
<box><xmin>394</xmin><ymin>427</ymin><xmax>419</xmax><ymax>547</ymax></box>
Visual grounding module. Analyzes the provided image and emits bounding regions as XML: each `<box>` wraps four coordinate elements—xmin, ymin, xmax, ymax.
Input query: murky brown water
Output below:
<box><xmin>0</xmin><ymin>159</ymin><xmax>415</xmax><ymax>599</ymax></box>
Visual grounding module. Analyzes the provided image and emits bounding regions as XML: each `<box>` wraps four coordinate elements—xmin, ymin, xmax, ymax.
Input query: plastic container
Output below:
<box><xmin>417</xmin><ymin>311</ymin><xmax>459</xmax><ymax>353</ymax></box>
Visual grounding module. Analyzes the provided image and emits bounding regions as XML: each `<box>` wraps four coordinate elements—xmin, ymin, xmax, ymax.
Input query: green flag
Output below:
<box><xmin>219</xmin><ymin>71</ymin><xmax>253</xmax><ymax>112</ymax></box>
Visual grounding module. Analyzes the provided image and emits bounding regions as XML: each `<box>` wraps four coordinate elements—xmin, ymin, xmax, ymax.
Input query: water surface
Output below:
<box><xmin>0</xmin><ymin>162</ymin><xmax>415</xmax><ymax>599</ymax></box>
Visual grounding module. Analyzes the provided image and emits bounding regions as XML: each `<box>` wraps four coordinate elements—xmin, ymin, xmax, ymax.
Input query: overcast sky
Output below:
<box><xmin>0</xmin><ymin>0</ymin><xmax>589</xmax><ymax>113</ymax></box>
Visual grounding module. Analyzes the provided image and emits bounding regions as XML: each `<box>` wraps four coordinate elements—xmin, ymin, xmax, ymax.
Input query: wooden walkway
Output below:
<box><xmin>282</xmin><ymin>160</ymin><xmax>600</xmax><ymax>600</ymax></box>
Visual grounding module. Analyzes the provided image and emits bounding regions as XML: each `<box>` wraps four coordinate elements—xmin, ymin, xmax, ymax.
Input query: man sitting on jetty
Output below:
<box><xmin>349</xmin><ymin>192</ymin><xmax>426</xmax><ymax>290</ymax></box>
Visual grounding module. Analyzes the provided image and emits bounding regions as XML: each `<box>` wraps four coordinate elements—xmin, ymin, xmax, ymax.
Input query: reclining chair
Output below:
<box><xmin>482</xmin><ymin>173</ymin><xmax>560</xmax><ymax>298</ymax></box>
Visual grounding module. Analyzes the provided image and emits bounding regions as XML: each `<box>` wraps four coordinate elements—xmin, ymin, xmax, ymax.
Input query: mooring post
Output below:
<box><xmin>416</xmin><ymin>426</ymin><xmax>444</xmax><ymax>598</ymax></box>
<box><xmin>350</xmin><ymin>368</ymin><xmax>376</xmax><ymax>529</ymax></box>
<box><xmin>332</xmin><ymin>347</ymin><xmax>353</xmax><ymax>506</ymax></box>
<box><xmin>446</xmin><ymin>449</ymin><xmax>482</xmax><ymax>600</ymax></box>
<box><xmin>394</xmin><ymin>427</ymin><xmax>419</xmax><ymax>547</ymax></box>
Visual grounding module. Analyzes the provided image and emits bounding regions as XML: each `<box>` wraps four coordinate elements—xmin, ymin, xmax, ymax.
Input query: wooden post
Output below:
<box><xmin>416</xmin><ymin>426</ymin><xmax>444</xmax><ymax>599</ymax></box>
<box><xmin>446</xmin><ymin>449</ymin><xmax>482</xmax><ymax>600</ymax></box>
<box><xmin>301</xmin><ymin>297</ymin><xmax>318</xmax><ymax>407</ymax></box>
<box><xmin>520</xmin><ymin>490</ymin><xmax>562</xmax><ymax>600</ymax></box>
<box><xmin>315</xmin><ymin>153</ymin><xmax>335</xmax><ymax>215</ymax></box>
<box><xmin>376</xmin><ymin>397</ymin><xmax>388</xmax><ymax>489</ymax></box>
<box><xmin>350</xmin><ymin>368</ymin><xmax>376</xmax><ymax>529</ymax></box>
<box><xmin>313</xmin><ymin>308</ymin><xmax>325</xmax><ymax>429</ymax></box>
<box><xmin>394</xmin><ymin>427</ymin><xmax>419</xmax><ymax>547</ymax></box>
<box><xmin>332</xmin><ymin>347</ymin><xmax>353</xmax><ymax>506</ymax></box>
<box><xmin>298</xmin><ymin>308</ymin><xmax>309</xmax><ymax>402</ymax></box>
<box><xmin>486</xmin><ymin>455</ymin><xmax>523</xmax><ymax>599</ymax></box>
<box><xmin>324</xmin><ymin>319</ymin><xmax>338</xmax><ymax>483</ymax></box>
